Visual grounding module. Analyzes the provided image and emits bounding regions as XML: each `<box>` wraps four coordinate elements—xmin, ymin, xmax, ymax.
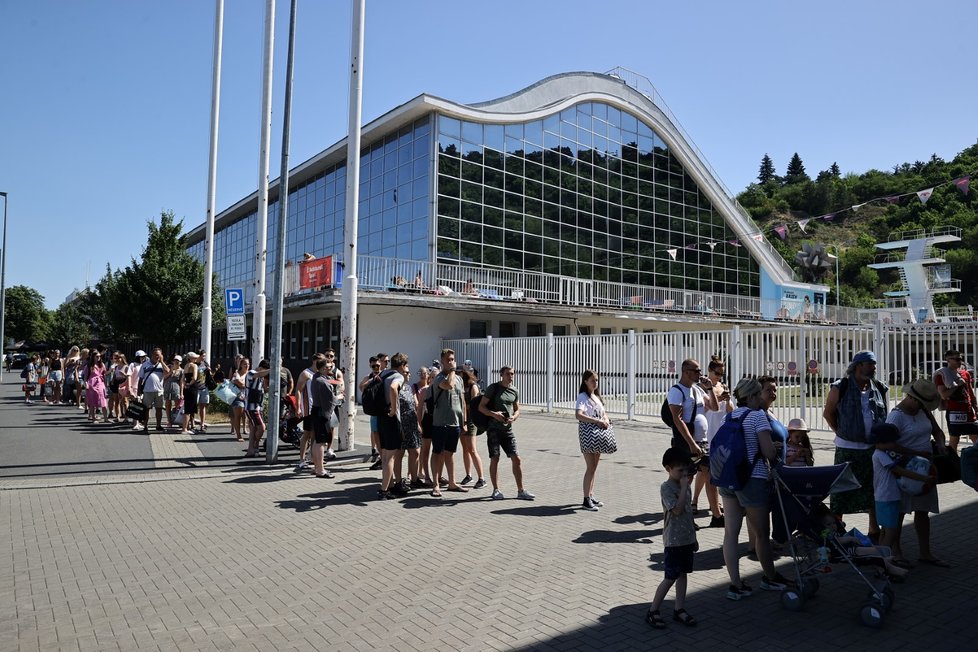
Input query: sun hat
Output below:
<box><xmin>787</xmin><ymin>418</ymin><xmax>809</xmax><ymax>432</ymax></box>
<box><xmin>903</xmin><ymin>379</ymin><xmax>940</xmax><ymax>412</ymax></box>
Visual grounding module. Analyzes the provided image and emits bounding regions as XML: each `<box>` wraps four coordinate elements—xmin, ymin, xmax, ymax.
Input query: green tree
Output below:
<box><xmin>4</xmin><ymin>285</ymin><xmax>50</xmax><ymax>342</ymax></box>
<box><xmin>48</xmin><ymin>301</ymin><xmax>93</xmax><ymax>349</ymax></box>
<box><xmin>785</xmin><ymin>153</ymin><xmax>809</xmax><ymax>184</ymax></box>
<box><xmin>758</xmin><ymin>154</ymin><xmax>777</xmax><ymax>184</ymax></box>
<box><xmin>103</xmin><ymin>210</ymin><xmax>225</xmax><ymax>348</ymax></box>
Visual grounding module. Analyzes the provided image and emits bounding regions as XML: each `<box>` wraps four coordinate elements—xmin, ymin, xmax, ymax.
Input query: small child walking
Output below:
<box><xmin>646</xmin><ymin>448</ymin><xmax>699</xmax><ymax>629</ymax></box>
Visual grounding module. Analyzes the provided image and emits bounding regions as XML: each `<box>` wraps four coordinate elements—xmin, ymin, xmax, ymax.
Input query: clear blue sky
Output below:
<box><xmin>2</xmin><ymin>0</ymin><xmax>975</xmax><ymax>309</ymax></box>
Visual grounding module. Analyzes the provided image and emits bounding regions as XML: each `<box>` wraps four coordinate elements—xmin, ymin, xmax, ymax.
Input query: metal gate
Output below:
<box><xmin>444</xmin><ymin>321</ymin><xmax>978</xmax><ymax>431</ymax></box>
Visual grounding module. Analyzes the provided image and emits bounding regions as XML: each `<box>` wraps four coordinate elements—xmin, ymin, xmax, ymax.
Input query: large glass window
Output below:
<box><xmin>434</xmin><ymin>105</ymin><xmax>757</xmax><ymax>296</ymax></box>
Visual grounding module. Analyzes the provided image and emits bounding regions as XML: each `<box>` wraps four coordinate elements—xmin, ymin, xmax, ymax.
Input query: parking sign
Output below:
<box><xmin>225</xmin><ymin>288</ymin><xmax>245</xmax><ymax>315</ymax></box>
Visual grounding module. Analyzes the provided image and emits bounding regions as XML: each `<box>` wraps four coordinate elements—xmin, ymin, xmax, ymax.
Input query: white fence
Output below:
<box><xmin>445</xmin><ymin>322</ymin><xmax>978</xmax><ymax>432</ymax></box>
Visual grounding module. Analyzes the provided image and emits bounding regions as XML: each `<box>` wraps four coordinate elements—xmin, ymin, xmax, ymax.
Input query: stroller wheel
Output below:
<box><xmin>780</xmin><ymin>589</ymin><xmax>805</xmax><ymax>612</ymax></box>
<box><xmin>867</xmin><ymin>588</ymin><xmax>895</xmax><ymax>612</ymax></box>
<box><xmin>801</xmin><ymin>578</ymin><xmax>819</xmax><ymax>599</ymax></box>
<box><xmin>860</xmin><ymin>603</ymin><xmax>885</xmax><ymax>627</ymax></box>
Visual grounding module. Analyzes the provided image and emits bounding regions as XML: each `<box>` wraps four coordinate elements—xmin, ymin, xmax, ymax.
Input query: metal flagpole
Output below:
<box><xmin>267</xmin><ymin>0</ymin><xmax>298</xmax><ymax>463</ymax></box>
<box><xmin>338</xmin><ymin>0</ymin><xmax>366</xmax><ymax>451</ymax></box>
<box><xmin>201</xmin><ymin>0</ymin><xmax>224</xmax><ymax>355</ymax></box>
<box><xmin>252</xmin><ymin>0</ymin><xmax>275</xmax><ymax>365</ymax></box>
<box><xmin>0</xmin><ymin>192</ymin><xmax>7</xmax><ymax>382</ymax></box>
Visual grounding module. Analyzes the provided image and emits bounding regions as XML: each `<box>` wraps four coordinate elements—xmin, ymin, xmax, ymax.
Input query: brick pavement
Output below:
<box><xmin>1</xmin><ymin>395</ymin><xmax>977</xmax><ymax>651</ymax></box>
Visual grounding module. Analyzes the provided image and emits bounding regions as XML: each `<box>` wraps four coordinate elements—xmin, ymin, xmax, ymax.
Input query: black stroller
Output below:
<box><xmin>771</xmin><ymin>463</ymin><xmax>897</xmax><ymax>628</ymax></box>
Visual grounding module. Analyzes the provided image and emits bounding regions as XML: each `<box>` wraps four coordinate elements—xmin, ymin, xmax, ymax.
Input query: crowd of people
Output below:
<box><xmin>646</xmin><ymin>348</ymin><xmax>963</xmax><ymax>629</ymax></box>
<box><xmin>18</xmin><ymin>346</ymin><xmax>218</xmax><ymax>434</ymax></box>
<box><xmin>16</xmin><ymin>341</ymin><xmax>968</xmax><ymax>631</ymax></box>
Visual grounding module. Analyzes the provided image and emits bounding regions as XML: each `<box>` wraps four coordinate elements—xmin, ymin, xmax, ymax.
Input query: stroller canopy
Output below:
<box><xmin>775</xmin><ymin>463</ymin><xmax>861</xmax><ymax>499</ymax></box>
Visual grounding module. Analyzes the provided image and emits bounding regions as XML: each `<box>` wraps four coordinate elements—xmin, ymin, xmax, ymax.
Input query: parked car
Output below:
<box><xmin>10</xmin><ymin>353</ymin><xmax>27</xmax><ymax>369</ymax></box>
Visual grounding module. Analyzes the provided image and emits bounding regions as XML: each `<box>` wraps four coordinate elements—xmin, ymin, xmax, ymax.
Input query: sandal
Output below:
<box><xmin>645</xmin><ymin>608</ymin><xmax>666</xmax><ymax>629</ymax></box>
<box><xmin>673</xmin><ymin>608</ymin><xmax>697</xmax><ymax>627</ymax></box>
<box><xmin>430</xmin><ymin>489</ymin><xmax>442</xmax><ymax>498</ymax></box>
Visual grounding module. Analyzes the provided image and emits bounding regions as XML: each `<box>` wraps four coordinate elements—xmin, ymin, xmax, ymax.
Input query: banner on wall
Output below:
<box><xmin>299</xmin><ymin>255</ymin><xmax>333</xmax><ymax>289</ymax></box>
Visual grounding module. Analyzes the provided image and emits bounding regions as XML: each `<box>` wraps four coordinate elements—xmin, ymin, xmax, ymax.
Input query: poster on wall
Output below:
<box><xmin>299</xmin><ymin>255</ymin><xmax>333</xmax><ymax>290</ymax></box>
<box><xmin>780</xmin><ymin>288</ymin><xmax>823</xmax><ymax>322</ymax></box>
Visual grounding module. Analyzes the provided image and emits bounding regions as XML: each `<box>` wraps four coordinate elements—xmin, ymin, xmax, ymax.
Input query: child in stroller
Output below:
<box><xmin>279</xmin><ymin>394</ymin><xmax>303</xmax><ymax>447</ymax></box>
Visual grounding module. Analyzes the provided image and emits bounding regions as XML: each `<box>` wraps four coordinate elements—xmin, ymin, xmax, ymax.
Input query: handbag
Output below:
<box><xmin>126</xmin><ymin>402</ymin><xmax>148</xmax><ymax>421</ymax></box>
<box><xmin>931</xmin><ymin>442</ymin><xmax>961</xmax><ymax>484</ymax></box>
<box><xmin>204</xmin><ymin>369</ymin><xmax>217</xmax><ymax>391</ymax></box>
<box><xmin>579</xmin><ymin>421</ymin><xmax>618</xmax><ymax>454</ymax></box>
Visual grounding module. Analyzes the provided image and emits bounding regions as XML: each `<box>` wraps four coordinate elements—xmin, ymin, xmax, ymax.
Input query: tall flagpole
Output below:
<box><xmin>338</xmin><ymin>0</ymin><xmax>366</xmax><ymax>451</ymax></box>
<box><xmin>252</xmin><ymin>0</ymin><xmax>275</xmax><ymax>365</ymax></box>
<box><xmin>201</xmin><ymin>0</ymin><xmax>224</xmax><ymax>355</ymax></box>
<box><xmin>267</xmin><ymin>0</ymin><xmax>298</xmax><ymax>463</ymax></box>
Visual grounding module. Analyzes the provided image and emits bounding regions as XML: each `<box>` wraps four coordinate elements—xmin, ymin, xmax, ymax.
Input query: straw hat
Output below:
<box><xmin>787</xmin><ymin>418</ymin><xmax>809</xmax><ymax>432</ymax></box>
<box><xmin>903</xmin><ymin>379</ymin><xmax>940</xmax><ymax>412</ymax></box>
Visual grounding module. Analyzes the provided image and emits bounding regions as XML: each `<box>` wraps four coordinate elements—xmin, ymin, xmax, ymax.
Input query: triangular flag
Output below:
<box><xmin>774</xmin><ymin>225</ymin><xmax>788</xmax><ymax>241</ymax></box>
<box><xmin>797</xmin><ymin>219</ymin><xmax>810</xmax><ymax>233</ymax></box>
<box><xmin>822</xmin><ymin>213</ymin><xmax>836</xmax><ymax>222</ymax></box>
<box><xmin>954</xmin><ymin>176</ymin><xmax>971</xmax><ymax>196</ymax></box>
<box><xmin>666</xmin><ymin>248</ymin><xmax>677</xmax><ymax>260</ymax></box>
<box><xmin>917</xmin><ymin>188</ymin><xmax>934</xmax><ymax>204</ymax></box>
<box><xmin>852</xmin><ymin>203</ymin><xmax>866</xmax><ymax>212</ymax></box>
<box><xmin>885</xmin><ymin>195</ymin><xmax>901</xmax><ymax>204</ymax></box>
<box><xmin>728</xmin><ymin>240</ymin><xmax>741</xmax><ymax>247</ymax></box>
<box><xmin>751</xmin><ymin>233</ymin><xmax>764</xmax><ymax>242</ymax></box>
<box><xmin>706</xmin><ymin>242</ymin><xmax>718</xmax><ymax>250</ymax></box>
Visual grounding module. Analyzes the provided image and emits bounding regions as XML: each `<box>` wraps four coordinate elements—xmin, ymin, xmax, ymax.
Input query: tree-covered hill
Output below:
<box><xmin>736</xmin><ymin>143</ymin><xmax>978</xmax><ymax>309</ymax></box>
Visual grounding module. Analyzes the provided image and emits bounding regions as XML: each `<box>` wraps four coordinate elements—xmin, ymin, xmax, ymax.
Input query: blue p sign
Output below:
<box><xmin>225</xmin><ymin>288</ymin><xmax>245</xmax><ymax>315</ymax></box>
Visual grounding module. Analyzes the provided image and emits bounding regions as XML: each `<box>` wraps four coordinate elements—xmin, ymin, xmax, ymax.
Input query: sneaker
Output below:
<box><xmin>369</xmin><ymin>459</ymin><xmax>382</xmax><ymax>471</ymax></box>
<box><xmin>726</xmin><ymin>582</ymin><xmax>753</xmax><ymax>601</ymax></box>
<box><xmin>132</xmin><ymin>424</ymin><xmax>145</xmax><ymax>431</ymax></box>
<box><xmin>325</xmin><ymin>450</ymin><xmax>337</xmax><ymax>461</ymax></box>
<box><xmin>370</xmin><ymin>450</ymin><xmax>379</xmax><ymax>463</ymax></box>
<box><xmin>760</xmin><ymin>573</ymin><xmax>793</xmax><ymax>591</ymax></box>
<box><xmin>390</xmin><ymin>481</ymin><xmax>409</xmax><ymax>496</ymax></box>
<box><xmin>589</xmin><ymin>495</ymin><xmax>604</xmax><ymax>507</ymax></box>
<box><xmin>460</xmin><ymin>475</ymin><xmax>473</xmax><ymax>485</ymax></box>
<box><xmin>517</xmin><ymin>489</ymin><xmax>535</xmax><ymax>501</ymax></box>
<box><xmin>377</xmin><ymin>490</ymin><xmax>395</xmax><ymax>501</ymax></box>
<box><xmin>709</xmin><ymin>515</ymin><xmax>725</xmax><ymax>528</ymax></box>
<box><xmin>491</xmin><ymin>489</ymin><xmax>505</xmax><ymax>500</ymax></box>
<box><xmin>410</xmin><ymin>478</ymin><xmax>425</xmax><ymax>489</ymax></box>
<box><xmin>582</xmin><ymin>497</ymin><xmax>600</xmax><ymax>512</ymax></box>
<box><xmin>473</xmin><ymin>478</ymin><xmax>486</xmax><ymax>489</ymax></box>
<box><xmin>294</xmin><ymin>461</ymin><xmax>309</xmax><ymax>473</ymax></box>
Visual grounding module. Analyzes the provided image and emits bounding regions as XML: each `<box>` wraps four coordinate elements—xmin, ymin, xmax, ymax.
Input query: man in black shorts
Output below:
<box><xmin>309</xmin><ymin>357</ymin><xmax>336</xmax><ymax>479</ymax></box>
<box><xmin>294</xmin><ymin>353</ymin><xmax>326</xmax><ymax>473</ymax></box>
<box><xmin>429</xmin><ymin>349</ymin><xmax>469</xmax><ymax>497</ymax></box>
<box><xmin>480</xmin><ymin>366</ymin><xmax>534</xmax><ymax>501</ymax></box>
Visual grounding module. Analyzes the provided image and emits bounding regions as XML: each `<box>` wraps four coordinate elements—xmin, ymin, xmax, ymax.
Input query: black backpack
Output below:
<box><xmin>360</xmin><ymin>372</ymin><xmax>389</xmax><ymax>416</ymax></box>
<box><xmin>661</xmin><ymin>384</ymin><xmax>695</xmax><ymax>434</ymax></box>
<box><xmin>470</xmin><ymin>383</ymin><xmax>498</xmax><ymax>432</ymax></box>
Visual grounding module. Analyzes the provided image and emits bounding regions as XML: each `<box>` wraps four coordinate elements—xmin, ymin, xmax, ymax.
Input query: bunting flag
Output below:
<box><xmin>822</xmin><ymin>213</ymin><xmax>836</xmax><ymax>222</ymax></box>
<box><xmin>797</xmin><ymin>219</ymin><xmax>810</xmax><ymax>233</ymax></box>
<box><xmin>706</xmin><ymin>242</ymin><xmax>718</xmax><ymax>250</ymax></box>
<box><xmin>729</xmin><ymin>240</ymin><xmax>741</xmax><ymax>247</ymax></box>
<box><xmin>885</xmin><ymin>195</ymin><xmax>901</xmax><ymax>204</ymax></box>
<box><xmin>917</xmin><ymin>188</ymin><xmax>934</xmax><ymax>204</ymax></box>
<box><xmin>751</xmin><ymin>234</ymin><xmax>764</xmax><ymax>242</ymax></box>
<box><xmin>852</xmin><ymin>202</ymin><xmax>866</xmax><ymax>212</ymax></box>
<box><xmin>666</xmin><ymin>248</ymin><xmax>677</xmax><ymax>260</ymax></box>
<box><xmin>774</xmin><ymin>225</ymin><xmax>788</xmax><ymax>241</ymax></box>
<box><xmin>955</xmin><ymin>176</ymin><xmax>971</xmax><ymax>196</ymax></box>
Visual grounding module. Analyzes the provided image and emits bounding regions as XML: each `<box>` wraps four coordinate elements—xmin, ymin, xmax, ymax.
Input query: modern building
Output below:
<box><xmin>184</xmin><ymin>69</ymin><xmax>832</xmax><ymax>377</ymax></box>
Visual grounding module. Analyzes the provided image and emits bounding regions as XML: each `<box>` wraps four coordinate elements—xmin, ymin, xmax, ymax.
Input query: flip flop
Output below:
<box><xmin>918</xmin><ymin>557</ymin><xmax>952</xmax><ymax>568</ymax></box>
<box><xmin>430</xmin><ymin>490</ymin><xmax>442</xmax><ymax>497</ymax></box>
<box><xmin>446</xmin><ymin>486</ymin><xmax>469</xmax><ymax>493</ymax></box>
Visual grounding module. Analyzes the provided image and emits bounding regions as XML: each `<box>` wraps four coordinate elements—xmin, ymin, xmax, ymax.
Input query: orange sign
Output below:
<box><xmin>299</xmin><ymin>255</ymin><xmax>333</xmax><ymax>289</ymax></box>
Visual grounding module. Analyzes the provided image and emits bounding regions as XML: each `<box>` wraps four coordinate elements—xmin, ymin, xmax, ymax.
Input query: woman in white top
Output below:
<box><xmin>575</xmin><ymin>370</ymin><xmax>612</xmax><ymax>512</ymax></box>
<box><xmin>696</xmin><ymin>356</ymin><xmax>733</xmax><ymax>527</ymax></box>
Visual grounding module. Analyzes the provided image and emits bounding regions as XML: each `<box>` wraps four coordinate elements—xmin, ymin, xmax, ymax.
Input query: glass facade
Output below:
<box><xmin>434</xmin><ymin>103</ymin><xmax>758</xmax><ymax>295</ymax></box>
<box><xmin>188</xmin><ymin>117</ymin><xmax>432</xmax><ymax>299</ymax></box>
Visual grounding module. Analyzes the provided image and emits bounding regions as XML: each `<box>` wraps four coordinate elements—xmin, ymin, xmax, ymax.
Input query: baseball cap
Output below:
<box><xmin>135</xmin><ymin>350</ymin><xmax>147</xmax><ymax>358</ymax></box>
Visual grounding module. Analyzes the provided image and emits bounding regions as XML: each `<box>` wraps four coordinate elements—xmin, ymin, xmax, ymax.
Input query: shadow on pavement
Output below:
<box><xmin>275</xmin><ymin>484</ymin><xmax>377</xmax><ymax>511</ymax></box>
<box><xmin>489</xmin><ymin>504</ymin><xmax>581</xmax><ymax>517</ymax></box>
<box><xmin>573</xmin><ymin>528</ymin><xmax>659</xmax><ymax>544</ymax></box>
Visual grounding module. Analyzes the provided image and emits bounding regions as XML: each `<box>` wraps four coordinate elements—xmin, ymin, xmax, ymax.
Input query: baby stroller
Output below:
<box><xmin>279</xmin><ymin>394</ymin><xmax>302</xmax><ymax>447</ymax></box>
<box><xmin>771</xmin><ymin>463</ymin><xmax>897</xmax><ymax>628</ymax></box>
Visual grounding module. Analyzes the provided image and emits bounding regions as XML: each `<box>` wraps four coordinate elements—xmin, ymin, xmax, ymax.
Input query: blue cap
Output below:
<box><xmin>852</xmin><ymin>351</ymin><xmax>876</xmax><ymax>364</ymax></box>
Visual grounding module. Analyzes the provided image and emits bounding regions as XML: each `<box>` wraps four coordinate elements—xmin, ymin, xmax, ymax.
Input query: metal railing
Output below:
<box><xmin>445</xmin><ymin>321</ymin><xmax>978</xmax><ymax>432</ymax></box>
<box><xmin>888</xmin><ymin>225</ymin><xmax>962</xmax><ymax>242</ymax></box>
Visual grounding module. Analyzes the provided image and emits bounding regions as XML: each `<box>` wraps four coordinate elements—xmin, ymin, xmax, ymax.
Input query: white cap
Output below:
<box><xmin>135</xmin><ymin>350</ymin><xmax>147</xmax><ymax>358</ymax></box>
<box><xmin>173</xmin><ymin>355</ymin><xmax>183</xmax><ymax>362</ymax></box>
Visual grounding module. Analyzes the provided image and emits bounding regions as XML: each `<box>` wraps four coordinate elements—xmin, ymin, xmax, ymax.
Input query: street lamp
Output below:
<box><xmin>0</xmin><ymin>191</ymin><xmax>7</xmax><ymax>382</ymax></box>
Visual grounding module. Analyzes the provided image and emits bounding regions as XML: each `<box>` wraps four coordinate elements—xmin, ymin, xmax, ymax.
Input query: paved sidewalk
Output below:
<box><xmin>1</xmin><ymin>381</ymin><xmax>976</xmax><ymax>651</ymax></box>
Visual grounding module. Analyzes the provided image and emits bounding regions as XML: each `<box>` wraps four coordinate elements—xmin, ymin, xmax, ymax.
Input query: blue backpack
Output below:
<box><xmin>710</xmin><ymin>409</ymin><xmax>760</xmax><ymax>490</ymax></box>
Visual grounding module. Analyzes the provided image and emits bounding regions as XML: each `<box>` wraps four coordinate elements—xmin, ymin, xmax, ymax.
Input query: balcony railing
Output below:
<box><xmin>281</xmin><ymin>253</ymin><xmax>865</xmax><ymax>325</ymax></box>
<box><xmin>888</xmin><ymin>225</ymin><xmax>962</xmax><ymax>242</ymax></box>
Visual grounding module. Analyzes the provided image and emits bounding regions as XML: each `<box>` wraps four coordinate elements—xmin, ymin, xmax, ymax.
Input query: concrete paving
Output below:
<box><xmin>1</xmin><ymin>377</ymin><xmax>976</xmax><ymax>651</ymax></box>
